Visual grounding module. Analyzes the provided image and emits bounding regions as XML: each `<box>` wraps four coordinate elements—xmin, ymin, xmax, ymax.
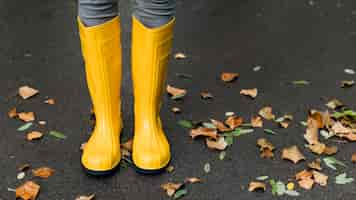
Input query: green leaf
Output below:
<box><xmin>274</xmin><ymin>117</ymin><xmax>285</xmax><ymax>123</ymax></box>
<box><xmin>202</xmin><ymin>122</ymin><xmax>216</xmax><ymax>129</ymax></box>
<box><xmin>275</xmin><ymin>181</ymin><xmax>286</xmax><ymax>196</ymax></box>
<box><xmin>332</xmin><ymin>110</ymin><xmax>356</xmax><ymax>119</ymax></box>
<box><xmin>269</xmin><ymin>179</ymin><xmax>277</xmax><ymax>196</ymax></box>
<box><xmin>49</xmin><ymin>131</ymin><xmax>67</xmax><ymax>139</ymax></box>
<box><xmin>219</xmin><ymin>151</ymin><xmax>226</xmax><ymax>160</ymax></box>
<box><xmin>264</xmin><ymin>129</ymin><xmax>277</xmax><ymax>135</ymax></box>
<box><xmin>177</xmin><ymin>120</ymin><xmax>193</xmax><ymax>128</ymax></box>
<box><xmin>204</xmin><ymin>163</ymin><xmax>211</xmax><ymax>173</ymax></box>
<box><xmin>256</xmin><ymin>176</ymin><xmax>269</xmax><ymax>181</ymax></box>
<box><xmin>17</xmin><ymin>122</ymin><xmax>33</xmax><ymax>131</ymax></box>
<box><xmin>239</xmin><ymin>128</ymin><xmax>254</xmax><ymax>135</ymax></box>
<box><xmin>323</xmin><ymin>156</ymin><xmax>346</xmax><ymax>170</ymax></box>
<box><xmin>225</xmin><ymin>135</ymin><xmax>234</xmax><ymax>146</ymax></box>
<box><xmin>335</xmin><ymin>173</ymin><xmax>354</xmax><ymax>184</ymax></box>
<box><xmin>223</xmin><ymin>128</ymin><xmax>253</xmax><ymax>137</ymax></box>
<box><xmin>173</xmin><ymin>188</ymin><xmax>188</xmax><ymax>199</ymax></box>
<box><xmin>292</xmin><ymin>80</ymin><xmax>310</xmax><ymax>85</ymax></box>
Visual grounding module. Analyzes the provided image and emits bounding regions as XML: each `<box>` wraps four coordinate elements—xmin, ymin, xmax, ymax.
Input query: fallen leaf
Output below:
<box><xmin>264</xmin><ymin>129</ymin><xmax>277</xmax><ymax>135</ymax></box>
<box><xmin>292</xmin><ymin>80</ymin><xmax>310</xmax><ymax>85</ymax></box>
<box><xmin>171</xmin><ymin>107</ymin><xmax>181</xmax><ymax>113</ymax></box>
<box><xmin>19</xmin><ymin>86</ymin><xmax>39</xmax><ymax>99</ymax></box>
<box><xmin>200</xmin><ymin>91</ymin><xmax>213</xmax><ymax>99</ymax></box>
<box><xmin>206</xmin><ymin>137</ymin><xmax>228</xmax><ymax>150</ymax></box>
<box><xmin>211</xmin><ymin>119</ymin><xmax>231</xmax><ymax>132</ymax></box>
<box><xmin>49</xmin><ymin>131</ymin><xmax>66</xmax><ymax>139</ymax></box>
<box><xmin>166</xmin><ymin>85</ymin><xmax>187</xmax><ymax>100</ymax></box>
<box><xmin>18</xmin><ymin>122</ymin><xmax>33</xmax><ymax>131</ymax></box>
<box><xmin>341</xmin><ymin>80</ymin><xmax>355</xmax><ymax>88</ymax></box>
<box><xmin>173</xmin><ymin>188</ymin><xmax>187</xmax><ymax>200</ymax></box>
<box><xmin>166</xmin><ymin>165</ymin><xmax>175</xmax><ymax>173</ymax></box>
<box><xmin>224</xmin><ymin>116</ymin><xmax>243</xmax><ymax>129</ymax></box>
<box><xmin>259</xmin><ymin>106</ymin><xmax>275</xmax><ymax>120</ymax></box>
<box><xmin>325</xmin><ymin>99</ymin><xmax>344</xmax><ymax>110</ymax></box>
<box><xmin>257</xmin><ymin>138</ymin><xmax>275</xmax><ymax>151</ymax></box>
<box><xmin>251</xmin><ymin>116</ymin><xmax>263</xmax><ymax>128</ymax></box>
<box><xmin>221</xmin><ymin>72</ymin><xmax>239</xmax><ymax>82</ymax></box>
<box><xmin>281</xmin><ymin>145</ymin><xmax>305</xmax><ymax>164</ymax></box>
<box><xmin>16</xmin><ymin>181</ymin><xmax>40</xmax><ymax>200</ymax></box>
<box><xmin>323</xmin><ymin>156</ymin><xmax>346</xmax><ymax>170</ymax></box>
<box><xmin>26</xmin><ymin>131</ymin><xmax>43</xmax><ymax>141</ymax></box>
<box><xmin>256</xmin><ymin>176</ymin><xmax>269</xmax><ymax>181</ymax></box>
<box><xmin>44</xmin><ymin>98</ymin><xmax>55</xmax><ymax>105</ymax></box>
<box><xmin>331</xmin><ymin>122</ymin><xmax>352</xmax><ymax>134</ymax></box>
<box><xmin>18</xmin><ymin>112</ymin><xmax>35</xmax><ymax>122</ymax></box>
<box><xmin>323</xmin><ymin>145</ymin><xmax>338</xmax><ymax>155</ymax></box>
<box><xmin>18</xmin><ymin>164</ymin><xmax>30</xmax><ymax>172</ymax></box>
<box><xmin>190</xmin><ymin>127</ymin><xmax>217</xmax><ymax>139</ymax></box>
<box><xmin>279</xmin><ymin>121</ymin><xmax>290</xmax><ymax>128</ymax></box>
<box><xmin>298</xmin><ymin>177</ymin><xmax>314</xmax><ymax>190</ymax></box>
<box><xmin>248</xmin><ymin>181</ymin><xmax>266</xmax><ymax>192</ymax></box>
<box><xmin>8</xmin><ymin>107</ymin><xmax>17</xmax><ymax>118</ymax></box>
<box><xmin>32</xmin><ymin>167</ymin><xmax>55</xmax><ymax>178</ymax></box>
<box><xmin>339</xmin><ymin>132</ymin><xmax>356</xmax><ymax>141</ymax></box>
<box><xmin>121</xmin><ymin>139</ymin><xmax>133</xmax><ymax>152</ymax></box>
<box><xmin>174</xmin><ymin>52</ymin><xmax>186</xmax><ymax>59</ymax></box>
<box><xmin>225</xmin><ymin>112</ymin><xmax>235</xmax><ymax>117</ymax></box>
<box><xmin>17</xmin><ymin>172</ymin><xmax>26</xmax><ymax>180</ymax></box>
<box><xmin>312</xmin><ymin>170</ymin><xmax>328</xmax><ymax>186</ymax></box>
<box><xmin>308</xmin><ymin>159</ymin><xmax>322</xmax><ymax>171</ymax></box>
<box><xmin>304</xmin><ymin>112</ymin><xmax>321</xmax><ymax>145</ymax></box>
<box><xmin>75</xmin><ymin>194</ymin><xmax>95</xmax><ymax>200</ymax></box>
<box><xmin>177</xmin><ymin>120</ymin><xmax>193</xmax><ymax>128</ymax></box>
<box><xmin>295</xmin><ymin>170</ymin><xmax>313</xmax><ymax>181</ymax></box>
<box><xmin>38</xmin><ymin>121</ymin><xmax>46</xmax><ymax>125</ymax></box>
<box><xmin>260</xmin><ymin>149</ymin><xmax>274</xmax><ymax>159</ymax></box>
<box><xmin>161</xmin><ymin>182</ymin><xmax>183</xmax><ymax>197</ymax></box>
<box><xmin>352</xmin><ymin>153</ymin><xmax>356</xmax><ymax>163</ymax></box>
<box><xmin>335</xmin><ymin>173</ymin><xmax>354</xmax><ymax>184</ymax></box>
<box><xmin>240</xmin><ymin>88</ymin><xmax>258</xmax><ymax>98</ymax></box>
<box><xmin>307</xmin><ymin>143</ymin><xmax>326</xmax><ymax>155</ymax></box>
<box><xmin>184</xmin><ymin>177</ymin><xmax>201</xmax><ymax>184</ymax></box>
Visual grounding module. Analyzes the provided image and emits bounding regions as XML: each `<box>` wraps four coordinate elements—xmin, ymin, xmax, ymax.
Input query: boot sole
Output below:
<box><xmin>82</xmin><ymin>163</ymin><xmax>120</xmax><ymax>176</ymax></box>
<box><xmin>133</xmin><ymin>160</ymin><xmax>170</xmax><ymax>175</ymax></box>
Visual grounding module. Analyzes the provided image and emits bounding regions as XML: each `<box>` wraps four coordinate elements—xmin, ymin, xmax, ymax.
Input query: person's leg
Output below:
<box><xmin>77</xmin><ymin>0</ymin><xmax>123</xmax><ymax>175</ymax></box>
<box><xmin>78</xmin><ymin>0</ymin><xmax>118</xmax><ymax>27</ymax></box>
<box><xmin>131</xmin><ymin>0</ymin><xmax>176</xmax><ymax>174</ymax></box>
<box><xmin>133</xmin><ymin>0</ymin><xmax>176</xmax><ymax>28</ymax></box>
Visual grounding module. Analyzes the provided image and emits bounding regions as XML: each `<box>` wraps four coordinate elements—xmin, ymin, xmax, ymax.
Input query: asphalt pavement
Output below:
<box><xmin>1</xmin><ymin>0</ymin><xmax>356</xmax><ymax>199</ymax></box>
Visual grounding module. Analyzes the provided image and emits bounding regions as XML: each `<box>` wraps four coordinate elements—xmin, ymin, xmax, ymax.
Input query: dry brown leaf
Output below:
<box><xmin>240</xmin><ymin>88</ymin><xmax>258</xmax><ymax>98</ymax></box>
<box><xmin>211</xmin><ymin>119</ymin><xmax>231</xmax><ymax>132</ymax></box>
<box><xmin>206</xmin><ymin>137</ymin><xmax>228</xmax><ymax>150</ymax></box>
<box><xmin>19</xmin><ymin>86</ymin><xmax>39</xmax><ymax>100</ymax></box>
<box><xmin>279</xmin><ymin>121</ymin><xmax>290</xmax><ymax>128</ymax></box>
<box><xmin>44</xmin><ymin>98</ymin><xmax>55</xmax><ymax>105</ymax></box>
<box><xmin>312</xmin><ymin>170</ymin><xmax>328</xmax><ymax>186</ymax></box>
<box><xmin>224</xmin><ymin>116</ymin><xmax>243</xmax><ymax>129</ymax></box>
<box><xmin>251</xmin><ymin>116</ymin><xmax>263</xmax><ymax>128</ymax></box>
<box><xmin>32</xmin><ymin>167</ymin><xmax>55</xmax><ymax>178</ymax></box>
<box><xmin>341</xmin><ymin>80</ymin><xmax>355</xmax><ymax>88</ymax></box>
<box><xmin>184</xmin><ymin>177</ymin><xmax>201</xmax><ymax>184</ymax></box>
<box><xmin>75</xmin><ymin>194</ymin><xmax>95</xmax><ymax>200</ymax></box>
<box><xmin>307</xmin><ymin>143</ymin><xmax>326</xmax><ymax>155</ymax></box>
<box><xmin>281</xmin><ymin>145</ymin><xmax>305</xmax><ymax>164</ymax></box>
<box><xmin>308</xmin><ymin>159</ymin><xmax>322</xmax><ymax>171</ymax></box>
<box><xmin>221</xmin><ymin>72</ymin><xmax>239</xmax><ymax>82</ymax></box>
<box><xmin>190</xmin><ymin>127</ymin><xmax>218</xmax><ymax>139</ymax></box>
<box><xmin>258</xmin><ymin>106</ymin><xmax>275</xmax><ymax>120</ymax></box>
<box><xmin>332</xmin><ymin>122</ymin><xmax>352</xmax><ymax>134</ymax></box>
<box><xmin>323</xmin><ymin>145</ymin><xmax>338</xmax><ymax>155</ymax></box>
<box><xmin>200</xmin><ymin>92</ymin><xmax>213</xmax><ymax>99</ymax></box>
<box><xmin>295</xmin><ymin>170</ymin><xmax>313</xmax><ymax>181</ymax></box>
<box><xmin>352</xmin><ymin>153</ymin><xmax>356</xmax><ymax>163</ymax></box>
<box><xmin>171</xmin><ymin>107</ymin><xmax>181</xmax><ymax>113</ymax></box>
<box><xmin>325</xmin><ymin>99</ymin><xmax>343</xmax><ymax>110</ymax></box>
<box><xmin>26</xmin><ymin>131</ymin><xmax>43</xmax><ymax>141</ymax></box>
<box><xmin>260</xmin><ymin>149</ymin><xmax>274</xmax><ymax>159</ymax></box>
<box><xmin>161</xmin><ymin>182</ymin><xmax>183</xmax><ymax>197</ymax></box>
<box><xmin>18</xmin><ymin>163</ymin><xmax>31</xmax><ymax>172</ymax></box>
<box><xmin>8</xmin><ymin>107</ymin><xmax>17</xmax><ymax>118</ymax></box>
<box><xmin>248</xmin><ymin>181</ymin><xmax>266</xmax><ymax>192</ymax></box>
<box><xmin>18</xmin><ymin>112</ymin><xmax>35</xmax><ymax>122</ymax></box>
<box><xmin>257</xmin><ymin>138</ymin><xmax>275</xmax><ymax>151</ymax></box>
<box><xmin>298</xmin><ymin>177</ymin><xmax>314</xmax><ymax>190</ymax></box>
<box><xmin>166</xmin><ymin>85</ymin><xmax>187</xmax><ymax>99</ymax></box>
<box><xmin>16</xmin><ymin>181</ymin><xmax>40</xmax><ymax>200</ymax></box>
<box><xmin>339</xmin><ymin>133</ymin><xmax>356</xmax><ymax>141</ymax></box>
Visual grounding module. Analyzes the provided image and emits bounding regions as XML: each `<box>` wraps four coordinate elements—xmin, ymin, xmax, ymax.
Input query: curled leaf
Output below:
<box><xmin>312</xmin><ymin>170</ymin><xmax>328</xmax><ymax>186</ymax></box>
<box><xmin>221</xmin><ymin>72</ymin><xmax>239</xmax><ymax>82</ymax></box>
<box><xmin>161</xmin><ymin>182</ymin><xmax>183</xmax><ymax>197</ymax></box>
<box><xmin>258</xmin><ymin>106</ymin><xmax>275</xmax><ymax>120</ymax></box>
<box><xmin>251</xmin><ymin>116</ymin><xmax>263</xmax><ymax>128</ymax></box>
<box><xmin>75</xmin><ymin>194</ymin><xmax>95</xmax><ymax>200</ymax></box>
<box><xmin>206</xmin><ymin>137</ymin><xmax>228</xmax><ymax>150</ymax></box>
<box><xmin>18</xmin><ymin>112</ymin><xmax>35</xmax><ymax>122</ymax></box>
<box><xmin>171</xmin><ymin>107</ymin><xmax>181</xmax><ymax>113</ymax></box>
<box><xmin>200</xmin><ymin>92</ymin><xmax>213</xmax><ymax>99</ymax></box>
<box><xmin>166</xmin><ymin>85</ymin><xmax>187</xmax><ymax>100</ymax></box>
<box><xmin>184</xmin><ymin>177</ymin><xmax>201</xmax><ymax>184</ymax></box>
<box><xmin>32</xmin><ymin>167</ymin><xmax>55</xmax><ymax>178</ymax></box>
<box><xmin>190</xmin><ymin>127</ymin><xmax>217</xmax><ymax>139</ymax></box>
<box><xmin>308</xmin><ymin>159</ymin><xmax>322</xmax><ymax>171</ymax></box>
<box><xmin>248</xmin><ymin>181</ymin><xmax>266</xmax><ymax>192</ymax></box>
<box><xmin>26</xmin><ymin>131</ymin><xmax>43</xmax><ymax>141</ymax></box>
<box><xmin>224</xmin><ymin>116</ymin><xmax>243</xmax><ymax>129</ymax></box>
<box><xmin>174</xmin><ymin>52</ymin><xmax>186</xmax><ymax>59</ymax></box>
<box><xmin>211</xmin><ymin>119</ymin><xmax>231</xmax><ymax>132</ymax></box>
<box><xmin>240</xmin><ymin>88</ymin><xmax>258</xmax><ymax>98</ymax></box>
<box><xmin>325</xmin><ymin>99</ymin><xmax>343</xmax><ymax>110</ymax></box>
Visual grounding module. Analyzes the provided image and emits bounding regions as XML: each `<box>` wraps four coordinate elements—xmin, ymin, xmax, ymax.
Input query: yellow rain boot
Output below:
<box><xmin>78</xmin><ymin>17</ymin><xmax>122</xmax><ymax>175</ymax></box>
<box><xmin>131</xmin><ymin>17</ymin><xmax>175</xmax><ymax>174</ymax></box>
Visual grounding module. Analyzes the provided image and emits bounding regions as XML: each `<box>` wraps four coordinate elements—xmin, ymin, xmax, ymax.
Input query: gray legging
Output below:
<box><xmin>78</xmin><ymin>0</ymin><xmax>176</xmax><ymax>28</ymax></box>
